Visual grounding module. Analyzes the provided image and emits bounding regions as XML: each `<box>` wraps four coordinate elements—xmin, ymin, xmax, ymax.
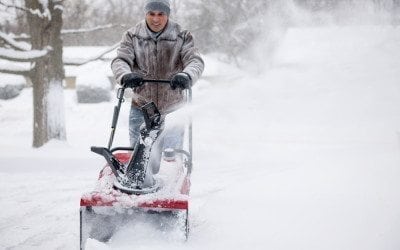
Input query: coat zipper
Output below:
<box><xmin>155</xmin><ymin>40</ymin><xmax>159</xmax><ymax>108</ymax></box>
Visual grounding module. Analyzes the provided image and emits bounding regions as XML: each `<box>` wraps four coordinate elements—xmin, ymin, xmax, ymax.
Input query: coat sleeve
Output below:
<box><xmin>111</xmin><ymin>31</ymin><xmax>136</xmax><ymax>85</ymax></box>
<box><xmin>180</xmin><ymin>31</ymin><xmax>204</xmax><ymax>85</ymax></box>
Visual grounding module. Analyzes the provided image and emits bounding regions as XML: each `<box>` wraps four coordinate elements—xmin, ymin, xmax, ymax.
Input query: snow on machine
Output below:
<box><xmin>79</xmin><ymin>79</ymin><xmax>193</xmax><ymax>249</ymax></box>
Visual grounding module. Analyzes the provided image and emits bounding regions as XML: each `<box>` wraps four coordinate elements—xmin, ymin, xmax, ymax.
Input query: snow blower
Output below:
<box><xmin>79</xmin><ymin>79</ymin><xmax>192</xmax><ymax>249</ymax></box>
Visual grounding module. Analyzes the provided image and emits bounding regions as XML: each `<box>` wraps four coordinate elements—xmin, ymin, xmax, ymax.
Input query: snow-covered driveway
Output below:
<box><xmin>1</xmin><ymin>25</ymin><xmax>400</xmax><ymax>250</ymax></box>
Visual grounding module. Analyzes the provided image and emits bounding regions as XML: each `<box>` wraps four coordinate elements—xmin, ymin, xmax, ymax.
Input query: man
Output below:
<box><xmin>111</xmin><ymin>0</ymin><xmax>204</xmax><ymax>148</ymax></box>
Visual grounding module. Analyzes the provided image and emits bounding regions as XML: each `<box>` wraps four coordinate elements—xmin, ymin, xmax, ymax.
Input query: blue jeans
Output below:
<box><xmin>129</xmin><ymin>107</ymin><xmax>184</xmax><ymax>150</ymax></box>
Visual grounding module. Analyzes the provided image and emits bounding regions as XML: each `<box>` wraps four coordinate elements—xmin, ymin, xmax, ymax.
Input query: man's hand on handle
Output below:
<box><xmin>170</xmin><ymin>72</ymin><xmax>192</xmax><ymax>90</ymax></box>
<box><xmin>121</xmin><ymin>73</ymin><xmax>144</xmax><ymax>88</ymax></box>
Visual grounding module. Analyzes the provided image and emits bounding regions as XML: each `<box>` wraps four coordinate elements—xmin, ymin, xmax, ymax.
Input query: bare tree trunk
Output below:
<box><xmin>26</xmin><ymin>0</ymin><xmax>65</xmax><ymax>148</ymax></box>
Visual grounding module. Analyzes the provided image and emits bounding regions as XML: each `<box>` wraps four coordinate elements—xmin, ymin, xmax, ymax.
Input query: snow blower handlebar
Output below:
<box><xmin>107</xmin><ymin>79</ymin><xmax>192</xmax><ymax>151</ymax></box>
<box><xmin>107</xmin><ymin>79</ymin><xmax>170</xmax><ymax>150</ymax></box>
<box><xmin>90</xmin><ymin>78</ymin><xmax>193</xmax><ymax>188</ymax></box>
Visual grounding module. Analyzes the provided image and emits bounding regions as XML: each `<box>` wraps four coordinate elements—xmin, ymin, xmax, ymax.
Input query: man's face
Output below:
<box><xmin>146</xmin><ymin>11</ymin><xmax>168</xmax><ymax>32</ymax></box>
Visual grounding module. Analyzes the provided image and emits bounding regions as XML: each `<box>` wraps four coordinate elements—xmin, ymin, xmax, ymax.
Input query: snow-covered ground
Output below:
<box><xmin>1</xmin><ymin>25</ymin><xmax>400</xmax><ymax>250</ymax></box>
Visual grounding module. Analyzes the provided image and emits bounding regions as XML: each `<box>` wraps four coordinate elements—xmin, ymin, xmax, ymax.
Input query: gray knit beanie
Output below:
<box><xmin>144</xmin><ymin>0</ymin><xmax>171</xmax><ymax>16</ymax></box>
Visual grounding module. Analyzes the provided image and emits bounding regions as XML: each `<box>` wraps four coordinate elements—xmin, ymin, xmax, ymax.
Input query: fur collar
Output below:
<box><xmin>131</xmin><ymin>20</ymin><xmax>182</xmax><ymax>41</ymax></box>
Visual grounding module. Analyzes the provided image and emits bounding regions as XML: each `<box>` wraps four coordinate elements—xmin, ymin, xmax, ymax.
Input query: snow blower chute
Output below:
<box><xmin>79</xmin><ymin>79</ymin><xmax>193</xmax><ymax>249</ymax></box>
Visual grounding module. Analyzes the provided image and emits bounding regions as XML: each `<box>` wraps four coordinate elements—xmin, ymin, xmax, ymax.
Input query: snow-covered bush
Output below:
<box><xmin>76</xmin><ymin>71</ymin><xmax>111</xmax><ymax>103</ymax></box>
<box><xmin>0</xmin><ymin>74</ymin><xmax>26</xmax><ymax>100</ymax></box>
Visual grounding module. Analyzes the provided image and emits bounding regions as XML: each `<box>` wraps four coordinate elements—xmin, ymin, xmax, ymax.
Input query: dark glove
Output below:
<box><xmin>121</xmin><ymin>73</ymin><xmax>143</xmax><ymax>88</ymax></box>
<box><xmin>170</xmin><ymin>72</ymin><xmax>192</xmax><ymax>90</ymax></box>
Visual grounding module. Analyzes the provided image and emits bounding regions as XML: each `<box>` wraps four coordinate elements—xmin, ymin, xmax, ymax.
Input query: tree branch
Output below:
<box><xmin>0</xmin><ymin>68</ymin><xmax>30</xmax><ymax>76</ymax></box>
<box><xmin>61</xmin><ymin>24</ymin><xmax>127</xmax><ymax>35</ymax></box>
<box><xmin>0</xmin><ymin>47</ymin><xmax>50</xmax><ymax>62</ymax></box>
<box><xmin>1</xmin><ymin>1</ymin><xmax>52</xmax><ymax>20</ymax></box>
<box><xmin>11</xmin><ymin>34</ymin><xmax>30</xmax><ymax>42</ymax></box>
<box><xmin>0</xmin><ymin>31</ymin><xmax>31</xmax><ymax>51</ymax></box>
<box><xmin>64</xmin><ymin>43</ymin><xmax>118</xmax><ymax>66</ymax></box>
<box><xmin>0</xmin><ymin>1</ymin><xmax>28</xmax><ymax>13</ymax></box>
<box><xmin>0</xmin><ymin>61</ymin><xmax>31</xmax><ymax>76</ymax></box>
<box><xmin>12</xmin><ymin>24</ymin><xmax>128</xmax><ymax>41</ymax></box>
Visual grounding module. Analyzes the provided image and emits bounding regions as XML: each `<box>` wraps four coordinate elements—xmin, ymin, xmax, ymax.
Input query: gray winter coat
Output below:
<box><xmin>111</xmin><ymin>20</ymin><xmax>204</xmax><ymax>113</ymax></box>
